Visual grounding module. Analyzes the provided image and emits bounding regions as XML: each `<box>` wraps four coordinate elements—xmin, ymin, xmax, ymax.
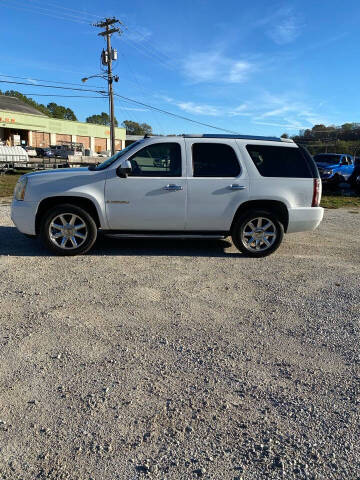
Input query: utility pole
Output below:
<box><xmin>93</xmin><ymin>18</ymin><xmax>122</xmax><ymax>156</ymax></box>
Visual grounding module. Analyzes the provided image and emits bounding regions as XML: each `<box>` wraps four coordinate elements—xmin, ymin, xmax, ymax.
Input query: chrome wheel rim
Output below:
<box><xmin>241</xmin><ymin>217</ymin><xmax>277</xmax><ymax>253</ymax></box>
<box><xmin>49</xmin><ymin>213</ymin><xmax>88</xmax><ymax>250</ymax></box>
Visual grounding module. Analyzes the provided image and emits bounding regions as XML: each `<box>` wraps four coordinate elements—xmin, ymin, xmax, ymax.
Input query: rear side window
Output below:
<box><xmin>192</xmin><ymin>143</ymin><xmax>240</xmax><ymax>177</ymax></box>
<box><xmin>246</xmin><ymin>145</ymin><xmax>313</xmax><ymax>178</ymax></box>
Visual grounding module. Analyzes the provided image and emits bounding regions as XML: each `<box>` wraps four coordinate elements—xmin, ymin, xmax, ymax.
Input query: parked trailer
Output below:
<box><xmin>0</xmin><ymin>146</ymin><xmax>28</xmax><ymax>172</ymax></box>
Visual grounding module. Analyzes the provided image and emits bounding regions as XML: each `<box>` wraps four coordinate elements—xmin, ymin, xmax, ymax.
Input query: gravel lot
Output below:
<box><xmin>0</xmin><ymin>205</ymin><xmax>359</xmax><ymax>480</ymax></box>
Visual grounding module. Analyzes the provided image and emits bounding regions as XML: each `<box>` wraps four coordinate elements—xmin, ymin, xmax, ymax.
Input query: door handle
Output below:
<box><xmin>163</xmin><ymin>184</ymin><xmax>183</xmax><ymax>191</ymax></box>
<box><xmin>229</xmin><ymin>184</ymin><xmax>246</xmax><ymax>190</ymax></box>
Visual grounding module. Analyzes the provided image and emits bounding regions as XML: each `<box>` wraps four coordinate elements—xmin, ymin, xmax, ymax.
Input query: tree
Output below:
<box><xmin>281</xmin><ymin>133</ymin><xmax>289</xmax><ymax>138</ymax></box>
<box><xmin>47</xmin><ymin>102</ymin><xmax>77</xmax><ymax>121</ymax></box>
<box><xmin>293</xmin><ymin>121</ymin><xmax>360</xmax><ymax>156</ymax></box>
<box><xmin>121</xmin><ymin>120</ymin><xmax>152</xmax><ymax>135</ymax></box>
<box><xmin>86</xmin><ymin>112</ymin><xmax>118</xmax><ymax>127</ymax></box>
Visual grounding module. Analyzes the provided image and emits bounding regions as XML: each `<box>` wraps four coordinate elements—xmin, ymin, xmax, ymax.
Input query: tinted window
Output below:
<box><xmin>313</xmin><ymin>154</ymin><xmax>341</xmax><ymax>164</ymax></box>
<box><xmin>192</xmin><ymin>143</ymin><xmax>240</xmax><ymax>177</ymax></box>
<box><xmin>246</xmin><ymin>145</ymin><xmax>313</xmax><ymax>178</ymax></box>
<box><xmin>94</xmin><ymin>140</ymin><xmax>144</xmax><ymax>170</ymax></box>
<box><xmin>129</xmin><ymin>143</ymin><xmax>181</xmax><ymax>177</ymax></box>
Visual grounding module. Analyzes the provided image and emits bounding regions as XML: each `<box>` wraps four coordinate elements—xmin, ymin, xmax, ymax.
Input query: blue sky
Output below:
<box><xmin>1</xmin><ymin>0</ymin><xmax>359</xmax><ymax>135</ymax></box>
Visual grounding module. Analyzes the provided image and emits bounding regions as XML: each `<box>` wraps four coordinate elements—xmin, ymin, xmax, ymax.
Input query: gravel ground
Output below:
<box><xmin>0</xmin><ymin>205</ymin><xmax>359</xmax><ymax>480</ymax></box>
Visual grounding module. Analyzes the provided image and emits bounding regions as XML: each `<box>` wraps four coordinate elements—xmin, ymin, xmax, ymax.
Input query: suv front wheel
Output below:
<box><xmin>232</xmin><ymin>209</ymin><xmax>284</xmax><ymax>257</ymax></box>
<box><xmin>40</xmin><ymin>204</ymin><xmax>97</xmax><ymax>256</ymax></box>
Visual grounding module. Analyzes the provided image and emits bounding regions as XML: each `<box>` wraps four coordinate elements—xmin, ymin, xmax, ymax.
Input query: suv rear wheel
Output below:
<box><xmin>40</xmin><ymin>204</ymin><xmax>97</xmax><ymax>256</ymax></box>
<box><xmin>232</xmin><ymin>209</ymin><xmax>284</xmax><ymax>257</ymax></box>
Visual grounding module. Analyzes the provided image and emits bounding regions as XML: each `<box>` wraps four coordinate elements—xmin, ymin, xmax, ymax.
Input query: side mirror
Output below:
<box><xmin>117</xmin><ymin>160</ymin><xmax>132</xmax><ymax>178</ymax></box>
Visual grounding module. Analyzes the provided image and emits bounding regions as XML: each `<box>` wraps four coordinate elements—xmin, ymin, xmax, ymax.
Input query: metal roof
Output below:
<box><xmin>0</xmin><ymin>95</ymin><xmax>46</xmax><ymax>116</ymax></box>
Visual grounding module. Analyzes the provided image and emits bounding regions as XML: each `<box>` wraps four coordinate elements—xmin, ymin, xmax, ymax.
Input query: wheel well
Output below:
<box><xmin>35</xmin><ymin>196</ymin><xmax>101</xmax><ymax>234</ymax></box>
<box><xmin>231</xmin><ymin>200</ymin><xmax>289</xmax><ymax>232</ymax></box>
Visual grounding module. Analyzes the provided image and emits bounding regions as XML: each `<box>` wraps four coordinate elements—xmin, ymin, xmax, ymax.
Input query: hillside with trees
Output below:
<box><xmin>287</xmin><ymin>123</ymin><xmax>360</xmax><ymax>156</ymax></box>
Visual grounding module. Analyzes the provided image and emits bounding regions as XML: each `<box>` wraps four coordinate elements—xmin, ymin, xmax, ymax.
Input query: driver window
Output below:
<box><xmin>128</xmin><ymin>143</ymin><xmax>182</xmax><ymax>177</ymax></box>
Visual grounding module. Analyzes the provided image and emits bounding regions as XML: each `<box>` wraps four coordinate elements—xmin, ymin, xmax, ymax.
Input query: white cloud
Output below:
<box><xmin>124</xmin><ymin>26</ymin><xmax>152</xmax><ymax>43</ymax></box>
<box><xmin>254</xmin><ymin>120</ymin><xmax>309</xmax><ymax>129</ymax></box>
<box><xmin>121</xmin><ymin>107</ymin><xmax>148</xmax><ymax>112</ymax></box>
<box><xmin>229</xmin><ymin>104</ymin><xmax>252</xmax><ymax>117</ymax></box>
<box><xmin>258</xmin><ymin>6</ymin><xmax>304</xmax><ymax>45</ymax></box>
<box><xmin>228</xmin><ymin>62</ymin><xmax>253</xmax><ymax>83</ymax></box>
<box><xmin>251</xmin><ymin>93</ymin><xmax>329</xmax><ymax>131</ymax></box>
<box><xmin>26</xmin><ymin>78</ymin><xmax>39</xmax><ymax>85</ymax></box>
<box><xmin>175</xmin><ymin>101</ymin><xmax>220</xmax><ymax>116</ymax></box>
<box><xmin>258</xmin><ymin>106</ymin><xmax>292</xmax><ymax>118</ymax></box>
<box><xmin>163</xmin><ymin>98</ymin><xmax>251</xmax><ymax>117</ymax></box>
<box><xmin>182</xmin><ymin>51</ymin><xmax>254</xmax><ymax>84</ymax></box>
<box><xmin>268</xmin><ymin>17</ymin><xmax>301</xmax><ymax>45</ymax></box>
<box><xmin>158</xmin><ymin>91</ymin><xmax>328</xmax><ymax>133</ymax></box>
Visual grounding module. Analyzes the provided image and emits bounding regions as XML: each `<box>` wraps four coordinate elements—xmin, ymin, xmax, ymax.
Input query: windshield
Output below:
<box><xmin>314</xmin><ymin>154</ymin><xmax>341</xmax><ymax>165</ymax></box>
<box><xmin>94</xmin><ymin>140</ymin><xmax>144</xmax><ymax>170</ymax></box>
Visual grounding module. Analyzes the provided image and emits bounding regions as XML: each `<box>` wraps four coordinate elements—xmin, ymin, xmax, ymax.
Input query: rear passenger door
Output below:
<box><xmin>185</xmin><ymin>139</ymin><xmax>249</xmax><ymax>231</ymax></box>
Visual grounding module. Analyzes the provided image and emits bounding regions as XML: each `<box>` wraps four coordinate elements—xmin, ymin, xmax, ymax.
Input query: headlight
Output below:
<box><xmin>322</xmin><ymin>169</ymin><xmax>333</xmax><ymax>176</ymax></box>
<box><xmin>14</xmin><ymin>176</ymin><xmax>28</xmax><ymax>201</ymax></box>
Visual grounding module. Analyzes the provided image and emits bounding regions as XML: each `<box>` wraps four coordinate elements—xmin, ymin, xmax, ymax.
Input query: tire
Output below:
<box><xmin>40</xmin><ymin>204</ymin><xmax>97</xmax><ymax>256</ymax></box>
<box><xmin>328</xmin><ymin>174</ymin><xmax>342</xmax><ymax>189</ymax></box>
<box><xmin>231</xmin><ymin>209</ymin><xmax>284</xmax><ymax>257</ymax></box>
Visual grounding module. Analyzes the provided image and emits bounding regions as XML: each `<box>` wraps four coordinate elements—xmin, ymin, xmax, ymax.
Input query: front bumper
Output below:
<box><xmin>287</xmin><ymin>207</ymin><xmax>324</xmax><ymax>233</ymax></box>
<box><xmin>11</xmin><ymin>199</ymin><xmax>38</xmax><ymax>236</ymax></box>
<box><xmin>320</xmin><ymin>176</ymin><xmax>335</xmax><ymax>184</ymax></box>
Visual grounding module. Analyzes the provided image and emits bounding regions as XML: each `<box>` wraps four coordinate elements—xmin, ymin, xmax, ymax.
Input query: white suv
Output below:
<box><xmin>11</xmin><ymin>134</ymin><xmax>324</xmax><ymax>257</ymax></box>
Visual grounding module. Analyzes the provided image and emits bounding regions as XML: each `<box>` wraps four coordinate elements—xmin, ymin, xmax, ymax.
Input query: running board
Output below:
<box><xmin>104</xmin><ymin>233</ymin><xmax>226</xmax><ymax>239</ymax></box>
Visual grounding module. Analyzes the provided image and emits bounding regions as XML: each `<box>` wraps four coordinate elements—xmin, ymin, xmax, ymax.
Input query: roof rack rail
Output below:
<box><xmin>181</xmin><ymin>134</ymin><xmax>294</xmax><ymax>143</ymax></box>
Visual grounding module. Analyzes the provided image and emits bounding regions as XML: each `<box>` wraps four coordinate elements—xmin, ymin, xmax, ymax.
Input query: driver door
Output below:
<box><xmin>104</xmin><ymin>139</ymin><xmax>187</xmax><ymax>230</ymax></box>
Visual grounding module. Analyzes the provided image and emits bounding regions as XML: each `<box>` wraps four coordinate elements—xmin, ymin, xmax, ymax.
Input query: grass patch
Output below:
<box><xmin>321</xmin><ymin>194</ymin><xmax>360</xmax><ymax>209</ymax></box>
<box><xmin>0</xmin><ymin>170</ymin><xmax>31</xmax><ymax>198</ymax></box>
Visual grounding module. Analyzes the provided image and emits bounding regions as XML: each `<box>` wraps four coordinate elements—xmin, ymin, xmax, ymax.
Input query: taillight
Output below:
<box><xmin>312</xmin><ymin>178</ymin><xmax>321</xmax><ymax>207</ymax></box>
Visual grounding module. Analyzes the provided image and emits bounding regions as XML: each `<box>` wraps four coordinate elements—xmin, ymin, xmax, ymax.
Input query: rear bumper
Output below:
<box><xmin>11</xmin><ymin>199</ymin><xmax>38</xmax><ymax>236</ymax></box>
<box><xmin>287</xmin><ymin>207</ymin><xmax>324</xmax><ymax>233</ymax></box>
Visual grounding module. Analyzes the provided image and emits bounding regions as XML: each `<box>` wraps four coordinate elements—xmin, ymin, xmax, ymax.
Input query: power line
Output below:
<box><xmin>3</xmin><ymin>0</ymin><xmax>178</xmax><ymax>77</ymax></box>
<box><xmin>0</xmin><ymin>74</ymin><xmax>104</xmax><ymax>89</ymax></box>
<box><xmin>3</xmin><ymin>0</ymin><xmax>92</xmax><ymax>23</ymax></box>
<box><xmin>1</xmin><ymin>77</ymin><xmax>238</xmax><ymax>134</ymax></box>
<box><xmin>122</xmin><ymin>32</ymin><xmax>172</xmax><ymax>65</ymax></box>
<box><xmin>28</xmin><ymin>0</ymin><xmax>99</xmax><ymax>19</ymax></box>
<box><xmin>3</xmin><ymin>0</ymin><xmax>177</xmax><ymax>74</ymax></box>
<box><xmin>113</xmin><ymin>93</ymin><xmax>240</xmax><ymax>134</ymax></box>
<box><xmin>0</xmin><ymin>79</ymin><xmax>106</xmax><ymax>94</ymax></box>
<box><xmin>0</xmin><ymin>0</ymin><xmax>90</xmax><ymax>24</ymax></box>
<box><xmin>12</xmin><ymin>93</ymin><xmax>107</xmax><ymax>98</ymax></box>
<box><xmin>119</xmin><ymin>36</ymin><xmax>177</xmax><ymax>73</ymax></box>
<box><xmin>119</xmin><ymin>20</ymin><xmax>174</xmax><ymax>64</ymax></box>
